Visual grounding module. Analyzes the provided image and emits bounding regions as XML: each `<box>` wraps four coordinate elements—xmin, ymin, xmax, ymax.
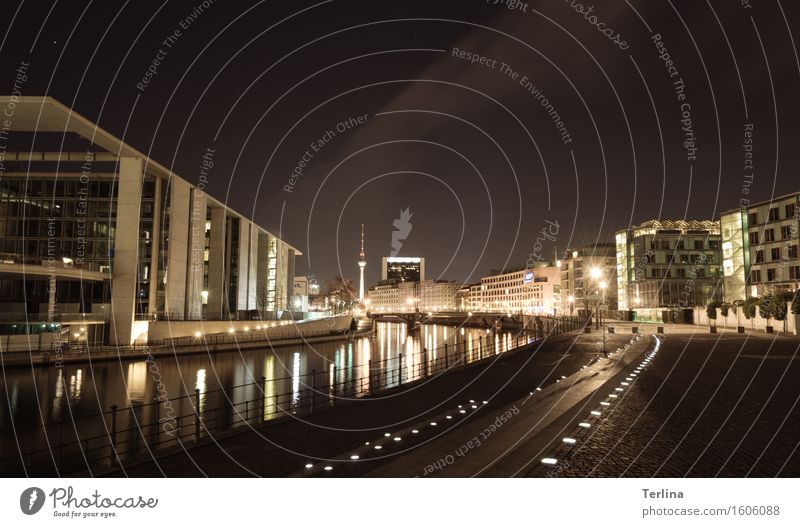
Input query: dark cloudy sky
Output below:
<box><xmin>2</xmin><ymin>0</ymin><xmax>799</xmax><ymax>287</ymax></box>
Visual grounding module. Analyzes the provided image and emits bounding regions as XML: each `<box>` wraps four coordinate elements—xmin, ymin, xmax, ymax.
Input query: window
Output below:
<box><xmin>708</xmin><ymin>240</ymin><xmax>720</xmax><ymax>249</ymax></box>
<box><xmin>782</xmin><ymin>225</ymin><xmax>793</xmax><ymax>239</ymax></box>
<box><xmin>771</xmin><ymin>247</ymin><xmax>781</xmax><ymax>261</ymax></box>
<box><xmin>767</xmin><ymin>268</ymin><xmax>776</xmax><ymax>281</ymax></box>
<box><xmin>768</xmin><ymin>208</ymin><xmax>779</xmax><ymax>221</ymax></box>
<box><xmin>764</xmin><ymin>229</ymin><xmax>775</xmax><ymax>243</ymax></box>
<box><xmin>787</xmin><ymin>203</ymin><xmax>796</xmax><ymax>219</ymax></box>
<box><xmin>694</xmin><ymin>240</ymin><xmax>704</xmax><ymax>250</ymax></box>
<box><xmin>748</xmin><ymin>212</ymin><xmax>758</xmax><ymax>225</ymax></box>
<box><xmin>751</xmin><ymin>269</ymin><xmax>762</xmax><ymax>283</ymax></box>
<box><xmin>789</xmin><ymin>245</ymin><xmax>798</xmax><ymax>259</ymax></box>
<box><xmin>676</xmin><ymin>268</ymin><xmax>686</xmax><ymax>278</ymax></box>
<box><xmin>749</xmin><ymin>232</ymin><xmax>759</xmax><ymax>245</ymax></box>
<box><xmin>790</xmin><ymin>266</ymin><xmax>800</xmax><ymax>280</ymax></box>
<box><xmin>755</xmin><ymin>250</ymin><xmax>765</xmax><ymax>263</ymax></box>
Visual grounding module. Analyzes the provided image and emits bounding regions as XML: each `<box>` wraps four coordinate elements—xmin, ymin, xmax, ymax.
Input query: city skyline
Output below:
<box><xmin>2</xmin><ymin>0</ymin><xmax>800</xmax><ymax>507</ymax></box>
<box><xmin>3</xmin><ymin>1</ymin><xmax>799</xmax><ymax>286</ymax></box>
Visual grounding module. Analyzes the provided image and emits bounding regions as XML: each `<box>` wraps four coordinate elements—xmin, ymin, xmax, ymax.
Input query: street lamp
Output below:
<box><xmin>599</xmin><ymin>280</ymin><xmax>608</xmax><ymax>358</ymax></box>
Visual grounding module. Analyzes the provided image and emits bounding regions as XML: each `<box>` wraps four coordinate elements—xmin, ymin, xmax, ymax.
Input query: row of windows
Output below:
<box><xmin>748</xmin><ymin>203</ymin><xmax>797</xmax><ymax>225</ymax></box>
<box><xmin>752</xmin><ymin>267</ymin><xmax>800</xmax><ymax>283</ymax></box>
<box><xmin>0</xmin><ymin>199</ymin><xmax>115</xmax><ymax>219</ymax></box>
<box><xmin>0</xmin><ymin>178</ymin><xmax>118</xmax><ymax>199</ymax></box>
<box><xmin>0</xmin><ymin>177</ymin><xmax>157</xmax><ymax>197</ymax></box>
<box><xmin>649</xmin><ymin>239</ymin><xmax>720</xmax><ymax>251</ymax></box>
<box><xmin>643</xmin><ymin>266</ymin><xmax>722</xmax><ymax>279</ymax></box>
<box><xmin>748</xmin><ymin>225</ymin><xmax>797</xmax><ymax>245</ymax></box>
<box><xmin>754</xmin><ymin>245</ymin><xmax>799</xmax><ymax>263</ymax></box>
<box><xmin>0</xmin><ymin>279</ymin><xmax>110</xmax><ymax>303</ymax></box>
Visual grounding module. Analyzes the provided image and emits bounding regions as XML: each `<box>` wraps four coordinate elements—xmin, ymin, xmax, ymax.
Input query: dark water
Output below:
<box><xmin>0</xmin><ymin>321</ymin><xmax>522</xmax><ymax>472</ymax></box>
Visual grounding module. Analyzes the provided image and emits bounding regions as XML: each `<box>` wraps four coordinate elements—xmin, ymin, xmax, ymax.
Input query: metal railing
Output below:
<box><xmin>0</xmin><ymin>315</ymin><xmax>585</xmax><ymax>476</ymax></box>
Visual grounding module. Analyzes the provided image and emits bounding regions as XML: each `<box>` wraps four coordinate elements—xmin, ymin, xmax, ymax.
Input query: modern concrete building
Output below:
<box><xmin>615</xmin><ymin>219</ymin><xmax>722</xmax><ymax>319</ymax></box>
<box><xmin>559</xmin><ymin>243</ymin><xmax>618</xmax><ymax>316</ymax></box>
<box><xmin>380</xmin><ymin>256</ymin><xmax>425</xmax><ymax>282</ymax></box>
<box><xmin>721</xmin><ymin>192</ymin><xmax>800</xmax><ymax>301</ymax></box>
<box><xmin>0</xmin><ymin>96</ymin><xmax>299</xmax><ymax>347</ymax></box>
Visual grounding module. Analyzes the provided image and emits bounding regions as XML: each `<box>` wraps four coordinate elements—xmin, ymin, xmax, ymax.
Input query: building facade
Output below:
<box><xmin>380</xmin><ymin>256</ymin><xmax>425</xmax><ymax>282</ymax></box>
<box><xmin>559</xmin><ymin>243</ymin><xmax>618</xmax><ymax>315</ymax></box>
<box><xmin>366</xmin><ymin>279</ymin><xmax>459</xmax><ymax>312</ymax></box>
<box><xmin>417</xmin><ymin>280</ymin><xmax>459</xmax><ymax>312</ymax></box>
<box><xmin>615</xmin><ymin>220</ymin><xmax>723</xmax><ymax>317</ymax></box>
<box><xmin>721</xmin><ymin>193</ymin><xmax>800</xmax><ymax>301</ymax></box>
<box><xmin>0</xmin><ymin>96</ymin><xmax>299</xmax><ymax>346</ymax></box>
<box><xmin>476</xmin><ymin>265</ymin><xmax>561</xmax><ymax>314</ymax></box>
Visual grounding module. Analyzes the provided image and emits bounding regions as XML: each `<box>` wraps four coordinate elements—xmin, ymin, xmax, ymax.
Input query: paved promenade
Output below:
<box><xmin>531</xmin><ymin>329</ymin><xmax>800</xmax><ymax>477</ymax></box>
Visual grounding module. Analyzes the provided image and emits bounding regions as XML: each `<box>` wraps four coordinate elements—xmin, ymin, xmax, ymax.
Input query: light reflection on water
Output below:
<box><xmin>0</xmin><ymin>322</ymin><xmax>520</xmax><ymax>448</ymax></box>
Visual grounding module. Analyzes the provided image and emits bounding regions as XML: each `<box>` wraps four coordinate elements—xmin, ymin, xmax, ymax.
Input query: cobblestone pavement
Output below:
<box><xmin>532</xmin><ymin>331</ymin><xmax>800</xmax><ymax>477</ymax></box>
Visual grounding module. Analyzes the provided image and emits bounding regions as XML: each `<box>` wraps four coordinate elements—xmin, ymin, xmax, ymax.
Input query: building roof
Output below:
<box><xmin>0</xmin><ymin>96</ymin><xmax>302</xmax><ymax>254</ymax></box>
<box><xmin>720</xmin><ymin>191</ymin><xmax>800</xmax><ymax>216</ymax></box>
<box><xmin>618</xmin><ymin>219</ymin><xmax>721</xmax><ymax>237</ymax></box>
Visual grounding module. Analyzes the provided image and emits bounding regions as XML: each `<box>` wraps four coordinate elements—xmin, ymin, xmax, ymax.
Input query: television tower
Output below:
<box><xmin>358</xmin><ymin>224</ymin><xmax>366</xmax><ymax>301</ymax></box>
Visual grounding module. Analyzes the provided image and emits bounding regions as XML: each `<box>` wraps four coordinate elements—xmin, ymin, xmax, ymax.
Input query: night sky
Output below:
<box><xmin>2</xmin><ymin>0</ymin><xmax>798</xmax><ymax>288</ymax></box>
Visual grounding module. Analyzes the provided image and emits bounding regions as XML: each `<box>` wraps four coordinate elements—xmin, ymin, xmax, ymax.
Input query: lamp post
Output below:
<box><xmin>590</xmin><ymin>266</ymin><xmax>602</xmax><ymax>329</ymax></box>
<box><xmin>567</xmin><ymin>295</ymin><xmax>575</xmax><ymax>316</ymax></box>
<box><xmin>599</xmin><ymin>280</ymin><xmax>608</xmax><ymax>358</ymax></box>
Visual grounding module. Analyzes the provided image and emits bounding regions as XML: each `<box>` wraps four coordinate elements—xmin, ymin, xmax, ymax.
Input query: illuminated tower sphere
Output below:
<box><xmin>358</xmin><ymin>224</ymin><xmax>366</xmax><ymax>301</ymax></box>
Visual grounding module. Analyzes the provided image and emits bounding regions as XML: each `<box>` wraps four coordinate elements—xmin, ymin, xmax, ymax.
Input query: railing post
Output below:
<box><xmin>260</xmin><ymin>376</ymin><xmax>266</xmax><ymax>421</ymax></box>
<box><xmin>110</xmin><ymin>405</ymin><xmax>118</xmax><ymax>466</ymax></box>
<box><xmin>194</xmin><ymin>388</ymin><xmax>201</xmax><ymax>442</ymax></box>
<box><xmin>368</xmin><ymin>360</ymin><xmax>374</xmax><ymax>396</ymax></box>
<box><xmin>444</xmin><ymin>343</ymin><xmax>449</xmax><ymax>369</ymax></box>
<box><xmin>398</xmin><ymin>353</ymin><xmax>403</xmax><ymax>385</ymax></box>
<box><xmin>310</xmin><ymin>370</ymin><xmax>316</xmax><ymax>414</ymax></box>
<box><xmin>479</xmin><ymin>336</ymin><xmax>483</xmax><ymax>360</ymax></box>
<box><xmin>331</xmin><ymin>365</ymin><xmax>337</xmax><ymax>407</ymax></box>
<box><xmin>58</xmin><ymin>420</ymin><xmax>64</xmax><ymax>470</ymax></box>
<box><xmin>463</xmin><ymin>339</ymin><xmax>468</xmax><ymax>366</ymax></box>
<box><xmin>423</xmin><ymin>347</ymin><xmax>428</xmax><ymax>378</ymax></box>
<box><xmin>154</xmin><ymin>402</ymin><xmax>160</xmax><ymax>446</ymax></box>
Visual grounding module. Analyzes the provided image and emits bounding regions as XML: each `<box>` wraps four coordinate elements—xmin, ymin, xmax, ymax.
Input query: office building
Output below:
<box><xmin>476</xmin><ymin>265</ymin><xmax>561</xmax><ymax>314</ymax></box>
<box><xmin>615</xmin><ymin>219</ymin><xmax>722</xmax><ymax>317</ymax></box>
<box><xmin>0</xmin><ymin>96</ymin><xmax>299</xmax><ymax>347</ymax></box>
<box><xmin>721</xmin><ymin>192</ymin><xmax>800</xmax><ymax>301</ymax></box>
<box><xmin>381</xmin><ymin>256</ymin><xmax>425</xmax><ymax>282</ymax></box>
<box><xmin>559</xmin><ymin>243</ymin><xmax>618</xmax><ymax>315</ymax></box>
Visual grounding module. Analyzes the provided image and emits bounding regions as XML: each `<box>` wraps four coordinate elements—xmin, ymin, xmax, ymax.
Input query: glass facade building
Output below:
<box><xmin>0</xmin><ymin>96</ymin><xmax>299</xmax><ymax>348</ymax></box>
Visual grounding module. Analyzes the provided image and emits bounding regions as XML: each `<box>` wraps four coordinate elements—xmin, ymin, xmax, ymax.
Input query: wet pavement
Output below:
<box><xmin>531</xmin><ymin>330</ymin><xmax>800</xmax><ymax>477</ymax></box>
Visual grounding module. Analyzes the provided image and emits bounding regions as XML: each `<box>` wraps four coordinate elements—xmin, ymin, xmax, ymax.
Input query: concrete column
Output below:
<box><xmin>147</xmin><ymin>177</ymin><xmax>162</xmax><ymax>319</ymax></box>
<box><xmin>185</xmin><ymin>188</ymin><xmax>206</xmax><ymax>319</ymax></box>
<box><xmin>247</xmin><ymin>223</ymin><xmax>259</xmax><ymax>310</ymax></box>
<box><xmin>110</xmin><ymin>157</ymin><xmax>143</xmax><ymax>345</ymax></box>
<box><xmin>206</xmin><ymin>206</ymin><xmax>226</xmax><ymax>320</ymax></box>
<box><xmin>164</xmin><ymin>178</ymin><xmax>190</xmax><ymax>318</ymax></box>
<box><xmin>236</xmin><ymin>220</ymin><xmax>251</xmax><ymax>313</ymax></box>
<box><xmin>256</xmin><ymin>232</ymin><xmax>269</xmax><ymax>314</ymax></box>
<box><xmin>47</xmin><ymin>278</ymin><xmax>57</xmax><ymax>322</ymax></box>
